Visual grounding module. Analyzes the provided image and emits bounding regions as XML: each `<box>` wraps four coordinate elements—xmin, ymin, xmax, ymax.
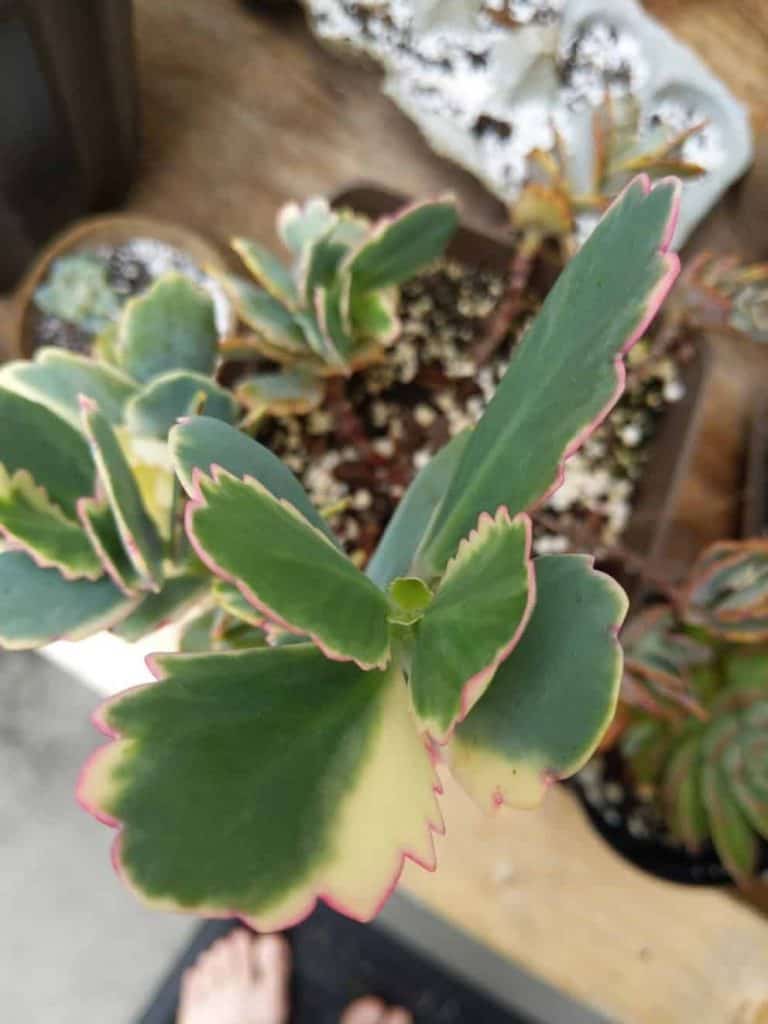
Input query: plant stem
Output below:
<box><xmin>475</xmin><ymin>230</ymin><xmax>541</xmax><ymax>365</ymax></box>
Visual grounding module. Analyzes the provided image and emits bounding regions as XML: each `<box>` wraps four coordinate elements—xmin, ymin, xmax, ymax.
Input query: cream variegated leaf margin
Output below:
<box><xmin>77</xmin><ymin>645</ymin><xmax>442</xmax><ymax>929</ymax></box>
<box><xmin>409</xmin><ymin>508</ymin><xmax>534</xmax><ymax>741</ymax></box>
<box><xmin>447</xmin><ymin>555</ymin><xmax>627</xmax><ymax>809</ymax></box>
<box><xmin>0</xmin><ymin>466</ymin><xmax>102</xmax><ymax>580</ymax></box>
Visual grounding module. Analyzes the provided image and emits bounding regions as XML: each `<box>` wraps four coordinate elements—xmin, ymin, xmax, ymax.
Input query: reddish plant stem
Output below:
<box><xmin>475</xmin><ymin>231</ymin><xmax>541</xmax><ymax>365</ymax></box>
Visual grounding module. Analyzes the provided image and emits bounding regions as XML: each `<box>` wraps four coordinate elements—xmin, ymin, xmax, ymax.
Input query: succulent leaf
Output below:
<box><xmin>111</xmin><ymin>575</ymin><xmax>209</xmax><ymax>643</ymax></box>
<box><xmin>684</xmin><ymin>540</ymin><xmax>768</xmax><ymax>642</ymax></box>
<box><xmin>81</xmin><ymin>400</ymin><xmax>164</xmax><ymax>590</ymax></box>
<box><xmin>170</xmin><ymin>416</ymin><xmax>338</xmax><ymax>545</ymax></box>
<box><xmin>0</xmin><ymin>549</ymin><xmax>137</xmax><ymax>649</ymax></box>
<box><xmin>0</xmin><ymin>467</ymin><xmax>102</xmax><ymax>580</ymax></box>
<box><xmin>232</xmin><ymin>238</ymin><xmax>299</xmax><ymax>308</ymax></box>
<box><xmin>77</xmin><ymin>496</ymin><xmax>142</xmax><ymax>595</ymax></box>
<box><xmin>125</xmin><ymin>370</ymin><xmax>238</xmax><ymax>439</ymax></box>
<box><xmin>0</xmin><ymin>388</ymin><xmax>94</xmax><ymax>518</ymax></box>
<box><xmin>224</xmin><ymin>278</ymin><xmax>306</xmax><ymax>354</ymax></box>
<box><xmin>661</xmin><ymin>736</ymin><xmax>708</xmax><ymax>850</ymax></box>
<box><xmin>116</xmin><ymin>274</ymin><xmax>219</xmax><ymax>384</ymax></box>
<box><xmin>235</xmin><ymin>370</ymin><xmax>324</xmax><ymax>417</ymax></box>
<box><xmin>366</xmin><ymin>430</ymin><xmax>469</xmax><ymax>590</ymax></box>
<box><xmin>344</xmin><ymin>198</ymin><xmax>458</xmax><ymax>291</ymax></box>
<box><xmin>417</xmin><ymin>176</ymin><xmax>680</xmax><ymax>575</ymax></box>
<box><xmin>277</xmin><ymin>197</ymin><xmax>338</xmax><ymax>253</ymax></box>
<box><xmin>186</xmin><ymin>468</ymin><xmax>390</xmax><ymax>669</ymax></box>
<box><xmin>77</xmin><ymin>646</ymin><xmax>441</xmax><ymax>929</ymax></box>
<box><xmin>409</xmin><ymin>509</ymin><xmax>535</xmax><ymax>740</ymax></box>
<box><xmin>448</xmin><ymin>555</ymin><xmax>627</xmax><ymax>809</ymax></box>
<box><xmin>0</xmin><ymin>349</ymin><xmax>137</xmax><ymax>428</ymax></box>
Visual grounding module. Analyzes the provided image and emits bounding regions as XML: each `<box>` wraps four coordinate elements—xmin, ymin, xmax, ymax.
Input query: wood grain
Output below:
<box><xmin>1</xmin><ymin>2</ymin><xmax>767</xmax><ymax>1020</ymax></box>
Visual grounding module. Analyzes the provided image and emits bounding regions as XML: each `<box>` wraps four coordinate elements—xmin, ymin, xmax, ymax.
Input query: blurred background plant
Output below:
<box><xmin>615</xmin><ymin>539</ymin><xmax>768</xmax><ymax>883</ymax></box>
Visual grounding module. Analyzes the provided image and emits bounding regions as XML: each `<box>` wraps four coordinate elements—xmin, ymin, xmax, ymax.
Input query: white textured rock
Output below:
<box><xmin>306</xmin><ymin>0</ymin><xmax>753</xmax><ymax>245</ymax></box>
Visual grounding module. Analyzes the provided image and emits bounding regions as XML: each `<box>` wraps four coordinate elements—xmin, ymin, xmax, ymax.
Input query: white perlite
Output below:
<box><xmin>305</xmin><ymin>0</ymin><xmax>752</xmax><ymax>245</ymax></box>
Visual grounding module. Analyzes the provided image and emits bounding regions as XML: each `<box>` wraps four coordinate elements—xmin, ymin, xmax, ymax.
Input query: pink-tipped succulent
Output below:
<box><xmin>220</xmin><ymin>195</ymin><xmax>459</xmax><ymax>417</ymax></box>
<box><xmin>79</xmin><ymin>176</ymin><xmax>680</xmax><ymax>929</ymax></box>
<box><xmin>0</xmin><ymin>274</ymin><xmax>236</xmax><ymax>648</ymax></box>
<box><xmin>618</xmin><ymin>539</ymin><xmax>768</xmax><ymax>882</ymax></box>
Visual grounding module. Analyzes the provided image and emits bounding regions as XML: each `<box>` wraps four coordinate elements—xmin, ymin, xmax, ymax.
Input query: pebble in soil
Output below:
<box><xmin>257</xmin><ymin>257</ymin><xmax>687</xmax><ymax>567</ymax></box>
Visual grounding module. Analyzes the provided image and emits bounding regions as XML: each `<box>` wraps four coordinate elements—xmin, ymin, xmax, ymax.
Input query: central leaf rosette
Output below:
<box><xmin>78</xmin><ymin>175</ymin><xmax>681</xmax><ymax>927</ymax></box>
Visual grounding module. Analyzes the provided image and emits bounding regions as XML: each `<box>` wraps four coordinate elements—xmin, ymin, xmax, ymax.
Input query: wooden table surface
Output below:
<box><xmin>5</xmin><ymin>2</ymin><xmax>768</xmax><ymax>1021</ymax></box>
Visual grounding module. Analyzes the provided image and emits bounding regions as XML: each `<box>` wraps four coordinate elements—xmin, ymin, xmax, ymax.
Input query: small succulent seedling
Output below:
<box><xmin>619</xmin><ymin>540</ymin><xmax>768</xmax><ymax>882</ymax></box>
<box><xmin>221</xmin><ymin>195</ymin><xmax>458</xmax><ymax>416</ymax></box>
<box><xmin>35</xmin><ymin>253</ymin><xmax>122</xmax><ymax>333</ymax></box>
<box><xmin>79</xmin><ymin>176</ymin><xmax>680</xmax><ymax>928</ymax></box>
<box><xmin>0</xmin><ymin>274</ymin><xmax>236</xmax><ymax>647</ymax></box>
<box><xmin>481</xmin><ymin>95</ymin><xmax>705</xmax><ymax>358</ymax></box>
<box><xmin>667</xmin><ymin>251</ymin><xmax>768</xmax><ymax>344</ymax></box>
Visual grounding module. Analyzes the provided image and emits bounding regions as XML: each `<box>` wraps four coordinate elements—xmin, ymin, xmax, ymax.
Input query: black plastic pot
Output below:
<box><xmin>569</xmin><ymin>765</ymin><xmax>768</xmax><ymax>887</ymax></box>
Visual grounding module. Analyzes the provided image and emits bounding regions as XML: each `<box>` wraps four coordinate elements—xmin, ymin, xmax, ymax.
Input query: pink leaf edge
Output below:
<box><xmin>430</xmin><ymin>508</ymin><xmax>537</xmax><ymax>745</ymax></box>
<box><xmin>76</xmin><ymin>654</ymin><xmax>446</xmax><ymax>931</ymax></box>
<box><xmin>0</xmin><ymin>468</ymin><xmax>103</xmax><ymax>584</ymax></box>
<box><xmin>456</xmin><ymin>555</ymin><xmax>628</xmax><ymax>813</ymax></box>
<box><xmin>532</xmin><ymin>173</ymin><xmax>682</xmax><ymax>516</ymax></box>
<box><xmin>76</xmin><ymin>496</ymin><xmax>138</xmax><ymax>597</ymax></box>
<box><xmin>184</xmin><ymin>464</ymin><xmax>388</xmax><ymax>671</ymax></box>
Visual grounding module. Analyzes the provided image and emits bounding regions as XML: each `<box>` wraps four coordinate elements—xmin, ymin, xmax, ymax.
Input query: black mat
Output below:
<box><xmin>137</xmin><ymin>904</ymin><xmax>530</xmax><ymax>1024</ymax></box>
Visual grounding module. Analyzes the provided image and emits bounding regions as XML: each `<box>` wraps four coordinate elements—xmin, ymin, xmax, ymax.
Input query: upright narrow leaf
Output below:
<box><xmin>0</xmin><ymin>550</ymin><xmax>137</xmax><ymax>649</ymax></box>
<box><xmin>366</xmin><ymin>431</ymin><xmax>470</xmax><ymax>589</ymax></box>
<box><xmin>78</xmin><ymin>646</ymin><xmax>441</xmax><ymax>929</ymax></box>
<box><xmin>186</xmin><ymin>469</ymin><xmax>389</xmax><ymax>669</ymax></box>
<box><xmin>418</xmin><ymin>177</ymin><xmax>681</xmax><ymax>574</ymax></box>
<box><xmin>408</xmin><ymin>509</ymin><xmax>534</xmax><ymax>740</ymax></box>
<box><xmin>448</xmin><ymin>555</ymin><xmax>627</xmax><ymax>808</ymax></box>
<box><xmin>170</xmin><ymin>417</ymin><xmax>339</xmax><ymax>545</ymax></box>
<box><xmin>78</xmin><ymin>496</ymin><xmax>142</xmax><ymax>594</ymax></box>
<box><xmin>81</xmin><ymin>400</ymin><xmax>164</xmax><ymax>590</ymax></box>
<box><xmin>117</xmin><ymin>275</ymin><xmax>219</xmax><ymax>384</ymax></box>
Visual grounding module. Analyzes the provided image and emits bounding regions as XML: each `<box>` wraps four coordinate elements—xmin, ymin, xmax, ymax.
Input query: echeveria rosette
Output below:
<box><xmin>0</xmin><ymin>274</ymin><xmax>230</xmax><ymax>649</ymax></box>
<box><xmin>79</xmin><ymin>175</ymin><xmax>680</xmax><ymax>926</ymax></box>
<box><xmin>619</xmin><ymin>540</ymin><xmax>768</xmax><ymax>884</ymax></box>
<box><xmin>658</xmin><ymin>670</ymin><xmax>768</xmax><ymax>881</ymax></box>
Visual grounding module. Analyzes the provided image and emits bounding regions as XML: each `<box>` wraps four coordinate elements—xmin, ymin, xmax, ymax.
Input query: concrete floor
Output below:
<box><xmin>0</xmin><ymin>651</ymin><xmax>194</xmax><ymax>1023</ymax></box>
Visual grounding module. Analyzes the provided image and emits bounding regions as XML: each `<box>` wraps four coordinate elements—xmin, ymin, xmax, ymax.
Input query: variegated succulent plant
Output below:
<box><xmin>221</xmin><ymin>195</ymin><xmax>458</xmax><ymax>417</ymax></box>
<box><xmin>0</xmin><ymin>274</ymin><xmax>236</xmax><ymax>647</ymax></box>
<box><xmin>619</xmin><ymin>540</ymin><xmax>768</xmax><ymax>882</ymax></box>
<box><xmin>78</xmin><ymin>175</ymin><xmax>681</xmax><ymax>928</ymax></box>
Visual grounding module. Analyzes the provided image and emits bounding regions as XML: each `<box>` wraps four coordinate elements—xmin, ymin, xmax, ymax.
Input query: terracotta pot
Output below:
<box><xmin>10</xmin><ymin>213</ymin><xmax>228</xmax><ymax>360</ymax></box>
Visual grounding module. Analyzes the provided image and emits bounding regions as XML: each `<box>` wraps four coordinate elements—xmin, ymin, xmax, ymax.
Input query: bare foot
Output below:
<box><xmin>177</xmin><ymin>929</ymin><xmax>290</xmax><ymax>1024</ymax></box>
<box><xmin>340</xmin><ymin>995</ymin><xmax>413</xmax><ymax>1024</ymax></box>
